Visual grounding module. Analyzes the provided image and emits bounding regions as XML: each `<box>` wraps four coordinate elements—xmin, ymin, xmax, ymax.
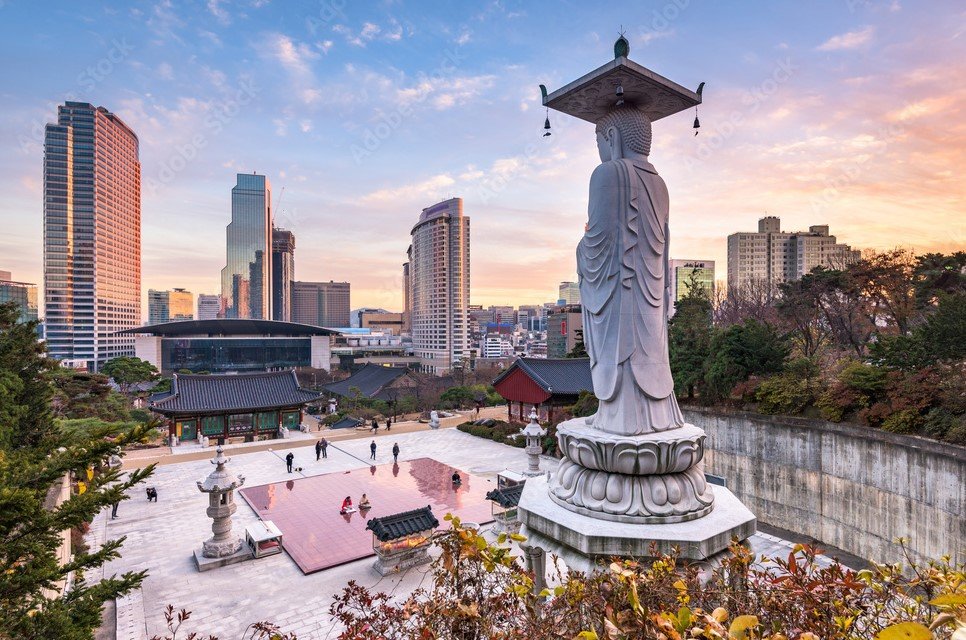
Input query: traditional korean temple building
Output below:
<box><xmin>149</xmin><ymin>370</ymin><xmax>322</xmax><ymax>442</ymax></box>
<box><xmin>491</xmin><ymin>357</ymin><xmax>593</xmax><ymax>423</ymax></box>
<box><xmin>323</xmin><ymin>363</ymin><xmax>420</xmax><ymax>401</ymax></box>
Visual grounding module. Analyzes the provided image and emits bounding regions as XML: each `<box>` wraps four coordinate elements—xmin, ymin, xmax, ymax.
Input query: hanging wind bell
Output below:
<box><xmin>693</xmin><ymin>82</ymin><xmax>705</xmax><ymax>136</ymax></box>
<box><xmin>539</xmin><ymin>84</ymin><xmax>552</xmax><ymax>137</ymax></box>
<box><xmin>615</xmin><ymin>83</ymin><xmax>625</xmax><ymax>107</ymax></box>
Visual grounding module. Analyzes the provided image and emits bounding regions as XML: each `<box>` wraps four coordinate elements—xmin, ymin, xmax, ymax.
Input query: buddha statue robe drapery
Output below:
<box><xmin>577</xmin><ymin>156</ymin><xmax>685</xmax><ymax>436</ymax></box>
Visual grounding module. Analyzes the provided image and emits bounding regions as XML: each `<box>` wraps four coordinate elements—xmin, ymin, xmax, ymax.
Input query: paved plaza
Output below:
<box><xmin>95</xmin><ymin>427</ymin><xmax>844</xmax><ymax>640</ymax></box>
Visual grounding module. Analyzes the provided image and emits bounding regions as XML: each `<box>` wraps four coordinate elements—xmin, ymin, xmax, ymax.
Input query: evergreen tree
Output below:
<box><xmin>704</xmin><ymin>319</ymin><xmax>790</xmax><ymax>402</ymax></box>
<box><xmin>100</xmin><ymin>356</ymin><xmax>159</xmax><ymax>393</ymax></box>
<box><xmin>668</xmin><ymin>272</ymin><xmax>714</xmax><ymax>399</ymax></box>
<box><xmin>0</xmin><ymin>302</ymin><xmax>155</xmax><ymax>640</ymax></box>
<box><xmin>565</xmin><ymin>328</ymin><xmax>588</xmax><ymax>358</ymax></box>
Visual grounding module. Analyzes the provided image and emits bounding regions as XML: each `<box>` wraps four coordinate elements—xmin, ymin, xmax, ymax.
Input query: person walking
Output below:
<box><xmin>320</xmin><ymin>437</ymin><xmax>328</xmax><ymax>459</ymax></box>
<box><xmin>369</xmin><ymin>440</ymin><xmax>377</xmax><ymax>460</ymax></box>
<box><xmin>392</xmin><ymin>442</ymin><xmax>400</xmax><ymax>464</ymax></box>
<box><xmin>385</xmin><ymin>417</ymin><xmax>391</xmax><ymax>431</ymax></box>
<box><xmin>285</xmin><ymin>451</ymin><xmax>295</xmax><ymax>473</ymax></box>
<box><xmin>315</xmin><ymin>439</ymin><xmax>323</xmax><ymax>461</ymax></box>
<box><xmin>110</xmin><ymin>499</ymin><xmax>120</xmax><ymax>520</ymax></box>
<box><xmin>371</xmin><ymin>418</ymin><xmax>379</xmax><ymax>434</ymax></box>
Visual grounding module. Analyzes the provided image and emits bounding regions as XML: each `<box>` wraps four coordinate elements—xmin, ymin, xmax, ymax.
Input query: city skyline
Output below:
<box><xmin>2</xmin><ymin>2</ymin><xmax>963</xmax><ymax>312</ymax></box>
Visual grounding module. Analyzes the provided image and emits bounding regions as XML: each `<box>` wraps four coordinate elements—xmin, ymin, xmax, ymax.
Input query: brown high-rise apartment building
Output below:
<box><xmin>291</xmin><ymin>281</ymin><xmax>350</xmax><ymax>327</ymax></box>
<box><xmin>43</xmin><ymin>102</ymin><xmax>141</xmax><ymax>371</ymax></box>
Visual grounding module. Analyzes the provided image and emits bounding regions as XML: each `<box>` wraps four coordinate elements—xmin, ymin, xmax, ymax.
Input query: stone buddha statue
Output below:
<box><xmin>578</xmin><ymin>106</ymin><xmax>685</xmax><ymax>436</ymax></box>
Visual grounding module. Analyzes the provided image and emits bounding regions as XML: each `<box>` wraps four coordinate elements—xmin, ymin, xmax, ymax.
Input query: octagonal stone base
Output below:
<box><xmin>518</xmin><ymin>476</ymin><xmax>755</xmax><ymax>562</ymax></box>
<box><xmin>202</xmin><ymin>535</ymin><xmax>243</xmax><ymax>558</ymax></box>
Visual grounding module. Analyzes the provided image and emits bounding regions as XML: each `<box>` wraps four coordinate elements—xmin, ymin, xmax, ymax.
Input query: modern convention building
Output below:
<box><xmin>150</xmin><ymin>370</ymin><xmax>321</xmax><ymax>442</ymax></box>
<box><xmin>122</xmin><ymin>319</ymin><xmax>335</xmax><ymax>374</ymax></box>
<box><xmin>43</xmin><ymin>102</ymin><xmax>141</xmax><ymax>371</ymax></box>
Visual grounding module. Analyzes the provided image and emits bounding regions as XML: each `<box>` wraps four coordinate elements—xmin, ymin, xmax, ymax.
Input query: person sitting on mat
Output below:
<box><xmin>340</xmin><ymin>496</ymin><xmax>353</xmax><ymax>514</ymax></box>
<box><xmin>451</xmin><ymin>472</ymin><xmax>462</xmax><ymax>485</ymax></box>
<box><xmin>359</xmin><ymin>493</ymin><xmax>371</xmax><ymax>510</ymax></box>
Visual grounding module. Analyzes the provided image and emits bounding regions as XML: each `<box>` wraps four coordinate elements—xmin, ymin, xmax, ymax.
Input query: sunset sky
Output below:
<box><xmin>1</xmin><ymin>0</ymin><xmax>963</xmax><ymax>313</ymax></box>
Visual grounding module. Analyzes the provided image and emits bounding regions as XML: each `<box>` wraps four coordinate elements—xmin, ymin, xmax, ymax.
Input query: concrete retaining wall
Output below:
<box><xmin>684</xmin><ymin>406</ymin><xmax>965</xmax><ymax>566</ymax></box>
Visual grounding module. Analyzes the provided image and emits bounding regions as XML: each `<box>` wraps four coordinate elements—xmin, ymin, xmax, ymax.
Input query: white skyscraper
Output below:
<box><xmin>43</xmin><ymin>102</ymin><xmax>141</xmax><ymax>371</ymax></box>
<box><xmin>408</xmin><ymin>197</ymin><xmax>470</xmax><ymax>374</ymax></box>
<box><xmin>197</xmin><ymin>294</ymin><xmax>221</xmax><ymax>320</ymax></box>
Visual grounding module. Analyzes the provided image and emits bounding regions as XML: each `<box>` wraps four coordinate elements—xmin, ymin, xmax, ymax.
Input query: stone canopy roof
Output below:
<box><xmin>485</xmin><ymin>482</ymin><xmax>525</xmax><ymax>508</ymax></box>
<box><xmin>366</xmin><ymin>506</ymin><xmax>439</xmax><ymax>542</ymax></box>
<box><xmin>150</xmin><ymin>370</ymin><xmax>321</xmax><ymax>416</ymax></box>
<box><xmin>492</xmin><ymin>358</ymin><xmax>593</xmax><ymax>396</ymax></box>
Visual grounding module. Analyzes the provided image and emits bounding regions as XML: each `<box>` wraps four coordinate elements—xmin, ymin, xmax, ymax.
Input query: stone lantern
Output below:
<box><xmin>195</xmin><ymin>445</ymin><xmax>247</xmax><ymax>569</ymax></box>
<box><xmin>521</xmin><ymin>408</ymin><xmax>546</xmax><ymax>477</ymax></box>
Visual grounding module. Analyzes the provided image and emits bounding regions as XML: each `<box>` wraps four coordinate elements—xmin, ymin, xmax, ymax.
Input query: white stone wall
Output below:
<box><xmin>686</xmin><ymin>407</ymin><xmax>965</xmax><ymax>566</ymax></box>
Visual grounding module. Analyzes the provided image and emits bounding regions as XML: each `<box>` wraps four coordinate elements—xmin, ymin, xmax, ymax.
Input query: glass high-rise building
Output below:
<box><xmin>271</xmin><ymin>228</ymin><xmax>295</xmax><ymax>322</ymax></box>
<box><xmin>668</xmin><ymin>259</ymin><xmax>715</xmax><ymax>318</ymax></box>
<box><xmin>558</xmin><ymin>281</ymin><xmax>580</xmax><ymax>305</ymax></box>
<box><xmin>0</xmin><ymin>271</ymin><xmax>39</xmax><ymax>325</ymax></box>
<box><xmin>221</xmin><ymin>174</ymin><xmax>271</xmax><ymax>319</ymax></box>
<box><xmin>43</xmin><ymin>102</ymin><xmax>141</xmax><ymax>371</ymax></box>
<box><xmin>148</xmin><ymin>288</ymin><xmax>194</xmax><ymax>324</ymax></box>
<box><xmin>408</xmin><ymin>197</ymin><xmax>470</xmax><ymax>374</ymax></box>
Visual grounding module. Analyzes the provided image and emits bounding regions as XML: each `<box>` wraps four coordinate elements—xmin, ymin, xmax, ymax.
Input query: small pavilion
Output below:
<box><xmin>149</xmin><ymin>370</ymin><xmax>322</xmax><ymax>442</ymax></box>
<box><xmin>491</xmin><ymin>358</ymin><xmax>593</xmax><ymax>423</ymax></box>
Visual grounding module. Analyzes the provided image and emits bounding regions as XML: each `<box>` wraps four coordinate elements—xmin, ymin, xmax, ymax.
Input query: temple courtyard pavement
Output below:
<box><xmin>94</xmin><ymin>413</ymin><xmax>847</xmax><ymax>640</ymax></box>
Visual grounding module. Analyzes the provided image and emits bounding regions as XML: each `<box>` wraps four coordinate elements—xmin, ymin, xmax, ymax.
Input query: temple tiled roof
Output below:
<box><xmin>330</xmin><ymin>416</ymin><xmax>364</xmax><ymax>430</ymax></box>
<box><xmin>150</xmin><ymin>370</ymin><xmax>321</xmax><ymax>416</ymax></box>
<box><xmin>366</xmin><ymin>506</ymin><xmax>439</xmax><ymax>542</ymax></box>
<box><xmin>323</xmin><ymin>364</ymin><xmax>410</xmax><ymax>400</ymax></box>
<box><xmin>485</xmin><ymin>482</ymin><xmax>525</xmax><ymax>508</ymax></box>
<box><xmin>492</xmin><ymin>358</ymin><xmax>593</xmax><ymax>396</ymax></box>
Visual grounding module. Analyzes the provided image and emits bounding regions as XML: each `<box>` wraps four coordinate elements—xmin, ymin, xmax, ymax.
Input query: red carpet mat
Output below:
<box><xmin>239</xmin><ymin>457</ymin><xmax>495</xmax><ymax>573</ymax></box>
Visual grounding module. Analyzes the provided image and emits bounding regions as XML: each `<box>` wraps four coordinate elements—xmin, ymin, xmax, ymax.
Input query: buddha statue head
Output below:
<box><xmin>595</xmin><ymin>106</ymin><xmax>652</xmax><ymax>162</ymax></box>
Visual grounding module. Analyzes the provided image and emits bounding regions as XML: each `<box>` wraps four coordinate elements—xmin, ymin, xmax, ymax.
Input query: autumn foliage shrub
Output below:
<box><xmin>330</xmin><ymin>520</ymin><xmax>966</xmax><ymax>640</ymax></box>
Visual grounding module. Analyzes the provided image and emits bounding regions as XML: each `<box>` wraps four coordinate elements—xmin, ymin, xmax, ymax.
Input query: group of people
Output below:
<box><xmin>370</xmin><ymin>440</ymin><xmax>401</xmax><ymax>463</ymax></box>
<box><xmin>340</xmin><ymin>493</ymin><xmax>371</xmax><ymax>514</ymax></box>
<box><xmin>283</xmin><ymin>437</ymin><xmax>399</xmax><ymax>471</ymax></box>
<box><xmin>371</xmin><ymin>417</ymin><xmax>392</xmax><ymax>433</ymax></box>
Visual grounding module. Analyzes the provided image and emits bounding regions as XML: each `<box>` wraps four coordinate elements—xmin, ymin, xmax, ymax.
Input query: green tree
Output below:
<box><xmin>565</xmin><ymin>328</ymin><xmax>588</xmax><ymax>358</ymax></box>
<box><xmin>871</xmin><ymin>293</ymin><xmax>966</xmax><ymax>369</ymax></box>
<box><xmin>101</xmin><ymin>356</ymin><xmax>159</xmax><ymax>393</ymax></box>
<box><xmin>669</xmin><ymin>273</ymin><xmax>714</xmax><ymax>399</ymax></box>
<box><xmin>0</xmin><ymin>302</ymin><xmax>155</xmax><ymax>639</ymax></box>
<box><xmin>49</xmin><ymin>369</ymin><xmax>132</xmax><ymax>422</ymax></box>
<box><xmin>704</xmin><ymin>319</ymin><xmax>789</xmax><ymax>402</ymax></box>
<box><xmin>439</xmin><ymin>386</ymin><xmax>476</xmax><ymax>409</ymax></box>
<box><xmin>910</xmin><ymin>251</ymin><xmax>966</xmax><ymax>308</ymax></box>
<box><xmin>776</xmin><ymin>276</ymin><xmax>828</xmax><ymax>358</ymax></box>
